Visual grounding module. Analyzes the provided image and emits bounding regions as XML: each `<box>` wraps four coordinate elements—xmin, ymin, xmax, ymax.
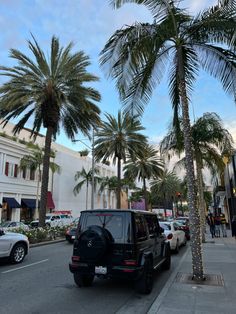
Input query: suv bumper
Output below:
<box><xmin>69</xmin><ymin>262</ymin><xmax>143</xmax><ymax>280</ymax></box>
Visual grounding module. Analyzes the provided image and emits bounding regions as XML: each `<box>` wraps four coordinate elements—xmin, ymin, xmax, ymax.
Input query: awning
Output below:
<box><xmin>47</xmin><ymin>192</ymin><xmax>55</xmax><ymax>209</ymax></box>
<box><xmin>3</xmin><ymin>197</ymin><xmax>21</xmax><ymax>208</ymax></box>
<box><xmin>21</xmin><ymin>198</ymin><xmax>37</xmax><ymax>209</ymax></box>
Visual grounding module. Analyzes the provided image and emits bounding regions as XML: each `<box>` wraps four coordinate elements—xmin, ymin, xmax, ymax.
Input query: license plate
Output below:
<box><xmin>95</xmin><ymin>266</ymin><xmax>107</xmax><ymax>275</ymax></box>
<box><xmin>71</xmin><ymin>235</ymin><xmax>75</xmax><ymax>239</ymax></box>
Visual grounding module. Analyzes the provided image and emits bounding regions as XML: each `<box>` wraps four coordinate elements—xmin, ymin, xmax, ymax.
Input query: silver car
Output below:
<box><xmin>0</xmin><ymin>221</ymin><xmax>30</xmax><ymax>231</ymax></box>
<box><xmin>0</xmin><ymin>229</ymin><xmax>29</xmax><ymax>263</ymax></box>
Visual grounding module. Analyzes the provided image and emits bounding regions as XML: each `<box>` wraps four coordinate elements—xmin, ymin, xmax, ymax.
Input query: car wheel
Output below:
<box><xmin>10</xmin><ymin>243</ymin><xmax>26</xmax><ymax>264</ymax></box>
<box><xmin>73</xmin><ymin>273</ymin><xmax>94</xmax><ymax>287</ymax></box>
<box><xmin>162</xmin><ymin>245</ymin><xmax>171</xmax><ymax>270</ymax></box>
<box><xmin>174</xmin><ymin>240</ymin><xmax>179</xmax><ymax>254</ymax></box>
<box><xmin>135</xmin><ymin>259</ymin><xmax>153</xmax><ymax>294</ymax></box>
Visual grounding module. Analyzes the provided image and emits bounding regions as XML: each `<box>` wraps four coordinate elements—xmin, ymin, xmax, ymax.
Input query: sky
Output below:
<box><xmin>1</xmin><ymin>0</ymin><xmax>236</xmax><ymax>152</ymax></box>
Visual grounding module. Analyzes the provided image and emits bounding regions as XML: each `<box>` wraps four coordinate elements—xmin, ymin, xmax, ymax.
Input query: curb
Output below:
<box><xmin>148</xmin><ymin>245</ymin><xmax>190</xmax><ymax>314</ymax></box>
<box><xmin>30</xmin><ymin>238</ymin><xmax>66</xmax><ymax>248</ymax></box>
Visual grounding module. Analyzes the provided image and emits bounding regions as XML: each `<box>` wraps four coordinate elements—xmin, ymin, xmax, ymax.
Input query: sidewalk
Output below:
<box><xmin>148</xmin><ymin>230</ymin><xmax>236</xmax><ymax>314</ymax></box>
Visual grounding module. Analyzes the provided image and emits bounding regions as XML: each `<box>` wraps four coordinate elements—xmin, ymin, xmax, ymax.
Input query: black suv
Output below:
<box><xmin>69</xmin><ymin>209</ymin><xmax>171</xmax><ymax>294</ymax></box>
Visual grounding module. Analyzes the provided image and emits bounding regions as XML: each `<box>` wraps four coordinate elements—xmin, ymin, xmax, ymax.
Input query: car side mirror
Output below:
<box><xmin>0</xmin><ymin>229</ymin><xmax>5</xmax><ymax>236</ymax></box>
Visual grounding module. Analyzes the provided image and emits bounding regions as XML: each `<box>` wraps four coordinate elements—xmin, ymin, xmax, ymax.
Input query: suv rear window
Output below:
<box><xmin>84</xmin><ymin>214</ymin><xmax>123</xmax><ymax>240</ymax></box>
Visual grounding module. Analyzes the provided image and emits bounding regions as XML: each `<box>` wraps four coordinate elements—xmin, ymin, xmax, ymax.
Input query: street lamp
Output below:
<box><xmin>72</xmin><ymin>128</ymin><xmax>95</xmax><ymax>210</ymax></box>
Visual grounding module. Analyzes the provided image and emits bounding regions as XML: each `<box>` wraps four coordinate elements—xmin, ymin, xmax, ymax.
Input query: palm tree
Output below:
<box><xmin>100</xmin><ymin>0</ymin><xmax>236</xmax><ymax>280</ymax></box>
<box><xmin>150</xmin><ymin>170</ymin><xmax>182</xmax><ymax>217</ymax></box>
<box><xmin>124</xmin><ymin>144</ymin><xmax>163</xmax><ymax>210</ymax></box>
<box><xmin>20</xmin><ymin>145</ymin><xmax>60</xmax><ymax>215</ymax></box>
<box><xmin>0</xmin><ymin>36</ymin><xmax>101</xmax><ymax>226</ymax></box>
<box><xmin>160</xmin><ymin>112</ymin><xmax>234</xmax><ymax>241</ymax></box>
<box><xmin>94</xmin><ymin>111</ymin><xmax>147</xmax><ymax>208</ymax></box>
<box><xmin>73</xmin><ymin>167</ymin><xmax>101</xmax><ymax>210</ymax></box>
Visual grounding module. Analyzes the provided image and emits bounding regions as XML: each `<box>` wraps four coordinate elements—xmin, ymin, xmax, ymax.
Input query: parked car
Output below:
<box><xmin>175</xmin><ymin>219</ymin><xmax>190</xmax><ymax>240</ymax></box>
<box><xmin>176</xmin><ymin>216</ymin><xmax>189</xmax><ymax>225</ymax></box>
<box><xmin>69</xmin><ymin>209</ymin><xmax>171</xmax><ymax>294</ymax></box>
<box><xmin>159</xmin><ymin>221</ymin><xmax>186</xmax><ymax>253</ymax></box>
<box><xmin>31</xmin><ymin>213</ymin><xmax>73</xmax><ymax>228</ymax></box>
<box><xmin>0</xmin><ymin>221</ymin><xmax>30</xmax><ymax>231</ymax></box>
<box><xmin>0</xmin><ymin>229</ymin><xmax>29</xmax><ymax>263</ymax></box>
<box><xmin>65</xmin><ymin>217</ymin><xmax>80</xmax><ymax>243</ymax></box>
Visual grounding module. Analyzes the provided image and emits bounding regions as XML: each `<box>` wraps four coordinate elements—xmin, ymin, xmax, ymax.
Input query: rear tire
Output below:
<box><xmin>74</xmin><ymin>273</ymin><xmax>94</xmax><ymax>287</ymax></box>
<box><xmin>10</xmin><ymin>243</ymin><xmax>26</xmax><ymax>264</ymax></box>
<box><xmin>135</xmin><ymin>260</ymin><xmax>153</xmax><ymax>294</ymax></box>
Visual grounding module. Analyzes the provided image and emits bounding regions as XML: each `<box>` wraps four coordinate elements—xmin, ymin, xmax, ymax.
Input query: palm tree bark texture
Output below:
<box><xmin>178</xmin><ymin>76</ymin><xmax>203</xmax><ymax>280</ymax></box>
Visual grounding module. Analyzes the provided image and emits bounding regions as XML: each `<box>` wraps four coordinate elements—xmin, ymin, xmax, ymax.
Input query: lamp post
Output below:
<box><xmin>72</xmin><ymin>128</ymin><xmax>95</xmax><ymax>210</ymax></box>
<box><xmin>91</xmin><ymin>128</ymin><xmax>95</xmax><ymax>210</ymax></box>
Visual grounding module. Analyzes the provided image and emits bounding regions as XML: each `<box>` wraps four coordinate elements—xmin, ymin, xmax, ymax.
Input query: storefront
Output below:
<box><xmin>1</xmin><ymin>197</ymin><xmax>21</xmax><ymax>222</ymax></box>
<box><xmin>21</xmin><ymin>198</ymin><xmax>37</xmax><ymax>222</ymax></box>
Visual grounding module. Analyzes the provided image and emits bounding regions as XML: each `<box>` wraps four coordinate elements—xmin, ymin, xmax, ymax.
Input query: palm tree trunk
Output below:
<box><xmin>86</xmin><ymin>181</ymin><xmax>88</xmax><ymax>210</ymax></box>
<box><xmin>35</xmin><ymin>167</ymin><xmax>41</xmax><ymax>219</ymax></box>
<box><xmin>178</xmin><ymin>47</ymin><xmax>204</xmax><ymax>280</ymax></box>
<box><xmin>143</xmin><ymin>178</ymin><xmax>148</xmax><ymax>211</ymax></box>
<box><xmin>117</xmin><ymin>157</ymin><xmax>121</xmax><ymax>208</ymax></box>
<box><xmin>163</xmin><ymin>192</ymin><xmax>167</xmax><ymax>218</ymax></box>
<box><xmin>196</xmin><ymin>161</ymin><xmax>206</xmax><ymax>242</ymax></box>
<box><xmin>39</xmin><ymin>126</ymin><xmax>53</xmax><ymax>227</ymax></box>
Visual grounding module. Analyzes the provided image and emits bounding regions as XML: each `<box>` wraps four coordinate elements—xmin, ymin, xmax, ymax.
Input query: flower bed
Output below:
<box><xmin>11</xmin><ymin>225</ymin><xmax>68</xmax><ymax>244</ymax></box>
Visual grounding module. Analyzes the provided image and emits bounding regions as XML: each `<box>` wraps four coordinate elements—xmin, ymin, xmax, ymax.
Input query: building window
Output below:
<box><xmin>5</xmin><ymin>162</ymin><xmax>18</xmax><ymax>178</ymax></box>
<box><xmin>5</xmin><ymin>162</ymin><xmax>9</xmax><ymax>176</ymax></box>
<box><xmin>30</xmin><ymin>168</ymin><xmax>35</xmax><ymax>180</ymax></box>
<box><xmin>22</xmin><ymin>167</ymin><xmax>27</xmax><ymax>179</ymax></box>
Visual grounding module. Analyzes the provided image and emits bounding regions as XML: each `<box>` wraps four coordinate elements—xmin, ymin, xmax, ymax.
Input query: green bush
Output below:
<box><xmin>11</xmin><ymin>225</ymin><xmax>68</xmax><ymax>244</ymax></box>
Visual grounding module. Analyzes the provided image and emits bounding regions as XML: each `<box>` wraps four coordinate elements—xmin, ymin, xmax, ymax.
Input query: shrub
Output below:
<box><xmin>10</xmin><ymin>225</ymin><xmax>68</xmax><ymax>244</ymax></box>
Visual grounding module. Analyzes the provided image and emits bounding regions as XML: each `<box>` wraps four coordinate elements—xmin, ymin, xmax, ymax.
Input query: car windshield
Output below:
<box><xmin>45</xmin><ymin>216</ymin><xmax>52</xmax><ymax>219</ymax></box>
<box><xmin>160</xmin><ymin>223</ymin><xmax>171</xmax><ymax>231</ymax></box>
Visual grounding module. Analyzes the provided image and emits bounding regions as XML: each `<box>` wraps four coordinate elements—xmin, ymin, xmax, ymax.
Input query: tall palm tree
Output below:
<box><xmin>0</xmin><ymin>36</ymin><xmax>101</xmax><ymax>226</ymax></box>
<box><xmin>73</xmin><ymin>167</ymin><xmax>101</xmax><ymax>210</ymax></box>
<box><xmin>160</xmin><ymin>112</ymin><xmax>234</xmax><ymax>241</ymax></box>
<box><xmin>100</xmin><ymin>0</ymin><xmax>236</xmax><ymax>280</ymax></box>
<box><xmin>20</xmin><ymin>145</ymin><xmax>60</xmax><ymax>215</ymax></box>
<box><xmin>124</xmin><ymin>144</ymin><xmax>163</xmax><ymax>210</ymax></box>
<box><xmin>94</xmin><ymin>111</ymin><xmax>147</xmax><ymax>208</ymax></box>
<box><xmin>150</xmin><ymin>170</ymin><xmax>182</xmax><ymax>217</ymax></box>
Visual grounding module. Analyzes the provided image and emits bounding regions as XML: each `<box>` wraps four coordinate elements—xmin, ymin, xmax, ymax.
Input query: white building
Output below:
<box><xmin>0</xmin><ymin>122</ymin><xmax>117</xmax><ymax>222</ymax></box>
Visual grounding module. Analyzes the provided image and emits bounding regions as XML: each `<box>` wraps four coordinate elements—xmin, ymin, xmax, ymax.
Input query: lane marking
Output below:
<box><xmin>1</xmin><ymin>259</ymin><xmax>49</xmax><ymax>274</ymax></box>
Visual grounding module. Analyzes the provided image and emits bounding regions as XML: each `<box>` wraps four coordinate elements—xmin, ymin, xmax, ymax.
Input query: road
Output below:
<box><xmin>0</xmin><ymin>241</ymin><xmax>188</xmax><ymax>314</ymax></box>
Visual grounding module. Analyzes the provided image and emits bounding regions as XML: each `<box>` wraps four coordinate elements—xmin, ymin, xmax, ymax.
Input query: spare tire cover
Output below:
<box><xmin>77</xmin><ymin>225</ymin><xmax>111</xmax><ymax>261</ymax></box>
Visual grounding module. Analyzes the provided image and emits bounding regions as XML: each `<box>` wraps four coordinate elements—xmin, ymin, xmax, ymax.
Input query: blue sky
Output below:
<box><xmin>1</xmin><ymin>0</ymin><xmax>235</xmax><ymax>151</ymax></box>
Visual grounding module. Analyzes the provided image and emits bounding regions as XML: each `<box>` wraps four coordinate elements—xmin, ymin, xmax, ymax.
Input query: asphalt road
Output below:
<box><xmin>0</xmin><ymin>241</ymin><xmax>188</xmax><ymax>314</ymax></box>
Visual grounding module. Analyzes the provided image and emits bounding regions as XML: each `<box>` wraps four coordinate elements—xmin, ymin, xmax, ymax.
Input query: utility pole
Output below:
<box><xmin>91</xmin><ymin>127</ymin><xmax>95</xmax><ymax>210</ymax></box>
<box><xmin>72</xmin><ymin>127</ymin><xmax>95</xmax><ymax>210</ymax></box>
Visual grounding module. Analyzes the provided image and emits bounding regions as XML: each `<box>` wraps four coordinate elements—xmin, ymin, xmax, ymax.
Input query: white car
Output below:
<box><xmin>31</xmin><ymin>214</ymin><xmax>73</xmax><ymax>228</ymax></box>
<box><xmin>0</xmin><ymin>221</ymin><xmax>30</xmax><ymax>231</ymax></box>
<box><xmin>159</xmin><ymin>221</ymin><xmax>186</xmax><ymax>253</ymax></box>
<box><xmin>0</xmin><ymin>229</ymin><xmax>29</xmax><ymax>263</ymax></box>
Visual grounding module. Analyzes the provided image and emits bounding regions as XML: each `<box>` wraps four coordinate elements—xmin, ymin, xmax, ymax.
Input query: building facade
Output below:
<box><xmin>0</xmin><ymin>122</ymin><xmax>119</xmax><ymax>222</ymax></box>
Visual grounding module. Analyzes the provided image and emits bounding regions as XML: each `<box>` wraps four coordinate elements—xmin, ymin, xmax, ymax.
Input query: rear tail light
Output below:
<box><xmin>167</xmin><ymin>233</ymin><xmax>173</xmax><ymax>240</ymax></box>
<box><xmin>123</xmin><ymin>260</ymin><xmax>137</xmax><ymax>266</ymax></box>
<box><xmin>72</xmin><ymin>256</ymin><xmax>80</xmax><ymax>262</ymax></box>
